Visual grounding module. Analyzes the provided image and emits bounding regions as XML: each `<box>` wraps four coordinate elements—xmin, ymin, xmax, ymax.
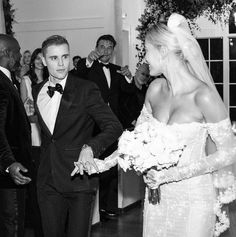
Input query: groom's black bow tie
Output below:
<box><xmin>100</xmin><ymin>63</ymin><xmax>110</xmax><ymax>69</ymax></box>
<box><xmin>47</xmin><ymin>83</ymin><xmax>63</xmax><ymax>98</ymax></box>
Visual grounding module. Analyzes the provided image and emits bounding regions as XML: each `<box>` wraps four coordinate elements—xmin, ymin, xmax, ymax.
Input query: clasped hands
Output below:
<box><xmin>71</xmin><ymin>146</ymin><xmax>99</xmax><ymax>176</ymax></box>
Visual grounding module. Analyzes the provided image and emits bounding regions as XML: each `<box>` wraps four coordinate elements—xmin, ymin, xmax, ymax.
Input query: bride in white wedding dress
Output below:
<box><xmin>141</xmin><ymin>13</ymin><xmax>236</xmax><ymax>237</ymax></box>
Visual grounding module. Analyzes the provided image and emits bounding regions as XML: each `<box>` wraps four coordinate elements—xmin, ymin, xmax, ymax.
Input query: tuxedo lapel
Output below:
<box><xmin>109</xmin><ymin>66</ymin><xmax>116</xmax><ymax>90</ymax></box>
<box><xmin>95</xmin><ymin>61</ymin><xmax>110</xmax><ymax>91</ymax></box>
<box><xmin>53</xmin><ymin>75</ymin><xmax>74</xmax><ymax>136</ymax></box>
<box><xmin>0</xmin><ymin>71</ymin><xmax>20</xmax><ymax>97</ymax></box>
<box><xmin>35</xmin><ymin>102</ymin><xmax>52</xmax><ymax>137</ymax></box>
<box><xmin>107</xmin><ymin>64</ymin><xmax>121</xmax><ymax>90</ymax></box>
<box><xmin>34</xmin><ymin>80</ymin><xmax>52</xmax><ymax>137</ymax></box>
<box><xmin>0</xmin><ymin>71</ymin><xmax>31</xmax><ymax>129</ymax></box>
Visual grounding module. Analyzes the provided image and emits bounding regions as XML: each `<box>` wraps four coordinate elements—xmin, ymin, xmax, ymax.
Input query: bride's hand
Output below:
<box><xmin>144</xmin><ymin>169</ymin><xmax>163</xmax><ymax>189</ymax></box>
<box><xmin>71</xmin><ymin>145</ymin><xmax>99</xmax><ymax>176</ymax></box>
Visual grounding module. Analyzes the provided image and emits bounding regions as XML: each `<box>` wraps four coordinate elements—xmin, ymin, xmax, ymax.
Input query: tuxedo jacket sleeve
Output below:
<box><xmin>76</xmin><ymin>58</ymin><xmax>90</xmax><ymax>79</ymax></box>
<box><xmin>0</xmin><ymin>86</ymin><xmax>15</xmax><ymax>170</ymax></box>
<box><xmin>82</xmin><ymin>79</ymin><xmax>123</xmax><ymax>157</ymax></box>
<box><xmin>0</xmin><ymin>72</ymin><xmax>32</xmax><ymax>186</ymax></box>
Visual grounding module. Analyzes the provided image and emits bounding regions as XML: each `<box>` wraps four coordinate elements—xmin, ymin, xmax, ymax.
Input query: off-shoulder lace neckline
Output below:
<box><xmin>142</xmin><ymin>104</ymin><xmax>230</xmax><ymax>127</ymax></box>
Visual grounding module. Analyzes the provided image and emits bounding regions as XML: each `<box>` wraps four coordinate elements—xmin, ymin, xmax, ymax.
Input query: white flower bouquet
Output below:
<box><xmin>116</xmin><ymin>121</ymin><xmax>186</xmax><ymax>204</ymax></box>
<box><xmin>117</xmin><ymin>121</ymin><xmax>186</xmax><ymax>174</ymax></box>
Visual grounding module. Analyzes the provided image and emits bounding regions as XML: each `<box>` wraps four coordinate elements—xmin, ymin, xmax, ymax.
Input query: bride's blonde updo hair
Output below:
<box><xmin>145</xmin><ymin>13</ymin><xmax>216</xmax><ymax>88</ymax></box>
<box><xmin>145</xmin><ymin>23</ymin><xmax>183</xmax><ymax>60</ymax></box>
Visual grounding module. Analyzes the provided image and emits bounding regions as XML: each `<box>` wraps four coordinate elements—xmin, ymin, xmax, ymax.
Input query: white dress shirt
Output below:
<box><xmin>0</xmin><ymin>66</ymin><xmax>12</xmax><ymax>81</ymax></box>
<box><xmin>102</xmin><ymin>65</ymin><xmax>111</xmax><ymax>88</ymax></box>
<box><xmin>37</xmin><ymin>76</ymin><xmax>67</xmax><ymax>134</ymax></box>
<box><xmin>86</xmin><ymin>59</ymin><xmax>111</xmax><ymax>88</ymax></box>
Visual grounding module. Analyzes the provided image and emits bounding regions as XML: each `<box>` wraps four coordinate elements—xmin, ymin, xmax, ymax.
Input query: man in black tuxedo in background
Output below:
<box><xmin>0</xmin><ymin>34</ymin><xmax>33</xmax><ymax>237</ymax></box>
<box><xmin>33</xmin><ymin>35</ymin><xmax>122</xmax><ymax>237</ymax></box>
<box><xmin>77</xmin><ymin>34</ymin><xmax>136</xmax><ymax>125</ymax></box>
<box><xmin>77</xmin><ymin>34</ymin><xmax>139</xmax><ymax>219</ymax></box>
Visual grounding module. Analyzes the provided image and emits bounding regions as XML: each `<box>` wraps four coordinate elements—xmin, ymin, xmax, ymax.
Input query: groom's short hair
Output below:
<box><xmin>42</xmin><ymin>35</ymin><xmax>69</xmax><ymax>56</ymax></box>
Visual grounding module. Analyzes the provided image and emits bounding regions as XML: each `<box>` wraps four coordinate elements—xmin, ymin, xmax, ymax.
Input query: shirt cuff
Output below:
<box><xmin>125</xmin><ymin>76</ymin><xmax>133</xmax><ymax>84</ymax></box>
<box><xmin>86</xmin><ymin>58</ymin><xmax>94</xmax><ymax>68</ymax></box>
<box><xmin>5</xmin><ymin>166</ymin><xmax>10</xmax><ymax>173</ymax></box>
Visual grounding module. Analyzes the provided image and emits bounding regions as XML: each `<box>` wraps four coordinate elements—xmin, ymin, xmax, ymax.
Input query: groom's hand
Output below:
<box><xmin>71</xmin><ymin>145</ymin><xmax>99</xmax><ymax>176</ymax></box>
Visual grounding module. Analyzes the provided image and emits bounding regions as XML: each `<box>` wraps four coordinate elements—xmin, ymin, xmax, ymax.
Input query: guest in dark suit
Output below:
<box><xmin>69</xmin><ymin>55</ymin><xmax>81</xmax><ymax>76</ymax></box>
<box><xmin>33</xmin><ymin>35</ymin><xmax>122</xmax><ymax>237</ymax></box>
<box><xmin>0</xmin><ymin>34</ymin><xmax>33</xmax><ymax>237</ymax></box>
<box><xmin>120</xmin><ymin>63</ymin><xmax>152</xmax><ymax>127</ymax></box>
<box><xmin>77</xmin><ymin>34</ymin><xmax>139</xmax><ymax>218</ymax></box>
<box><xmin>77</xmin><ymin>34</ymin><xmax>136</xmax><ymax>127</ymax></box>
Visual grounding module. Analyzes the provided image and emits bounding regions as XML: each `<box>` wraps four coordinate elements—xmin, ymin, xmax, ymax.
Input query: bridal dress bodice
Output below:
<box><xmin>137</xmin><ymin>105</ymin><xmax>236</xmax><ymax>237</ymax></box>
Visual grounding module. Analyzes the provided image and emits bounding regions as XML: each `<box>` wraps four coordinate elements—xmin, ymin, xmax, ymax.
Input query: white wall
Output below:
<box><xmin>12</xmin><ymin>0</ymin><xmax>115</xmax><ymax>68</ymax></box>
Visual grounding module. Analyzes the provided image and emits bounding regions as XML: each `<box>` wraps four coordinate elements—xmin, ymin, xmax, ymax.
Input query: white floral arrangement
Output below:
<box><xmin>117</xmin><ymin>121</ymin><xmax>186</xmax><ymax>173</ymax></box>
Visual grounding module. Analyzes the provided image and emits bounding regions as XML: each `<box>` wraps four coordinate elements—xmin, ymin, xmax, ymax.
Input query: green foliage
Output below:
<box><xmin>3</xmin><ymin>0</ymin><xmax>15</xmax><ymax>36</ymax></box>
<box><xmin>136</xmin><ymin>0</ymin><xmax>235</xmax><ymax>66</ymax></box>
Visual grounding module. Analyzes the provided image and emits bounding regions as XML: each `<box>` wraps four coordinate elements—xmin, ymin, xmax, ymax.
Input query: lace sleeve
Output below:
<box><xmin>160</xmin><ymin>118</ymin><xmax>236</xmax><ymax>188</ymax></box>
<box><xmin>88</xmin><ymin>105</ymin><xmax>152</xmax><ymax>174</ymax></box>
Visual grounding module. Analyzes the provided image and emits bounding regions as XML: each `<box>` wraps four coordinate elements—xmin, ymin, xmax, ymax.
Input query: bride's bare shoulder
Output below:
<box><xmin>147</xmin><ymin>77</ymin><xmax>166</xmax><ymax>93</ymax></box>
<box><xmin>195</xmin><ymin>83</ymin><xmax>218</xmax><ymax>105</ymax></box>
<box><xmin>145</xmin><ymin>78</ymin><xmax>166</xmax><ymax>101</ymax></box>
<box><xmin>195</xmin><ymin>83</ymin><xmax>227</xmax><ymax>122</ymax></box>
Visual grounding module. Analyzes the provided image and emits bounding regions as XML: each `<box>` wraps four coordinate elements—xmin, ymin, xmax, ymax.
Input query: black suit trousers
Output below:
<box><xmin>26</xmin><ymin>146</ymin><xmax>44</xmax><ymax>237</ymax></box>
<box><xmin>0</xmin><ymin>188</ymin><xmax>26</xmax><ymax>237</ymax></box>
<box><xmin>38</xmin><ymin>182</ymin><xmax>96</xmax><ymax>237</ymax></box>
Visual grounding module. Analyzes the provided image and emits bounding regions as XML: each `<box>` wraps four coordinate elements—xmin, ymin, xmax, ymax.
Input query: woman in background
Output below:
<box><xmin>21</xmin><ymin>48</ymin><xmax>46</xmax><ymax>152</ymax></box>
<box><xmin>20</xmin><ymin>50</ymin><xmax>32</xmax><ymax>77</ymax></box>
<box><xmin>20</xmin><ymin>48</ymin><xmax>48</xmax><ymax>237</ymax></box>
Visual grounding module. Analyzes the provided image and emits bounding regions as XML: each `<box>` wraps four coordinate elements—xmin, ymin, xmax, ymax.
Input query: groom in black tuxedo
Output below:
<box><xmin>33</xmin><ymin>35</ymin><xmax>122</xmax><ymax>237</ymax></box>
<box><xmin>0</xmin><ymin>34</ymin><xmax>33</xmax><ymax>237</ymax></box>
